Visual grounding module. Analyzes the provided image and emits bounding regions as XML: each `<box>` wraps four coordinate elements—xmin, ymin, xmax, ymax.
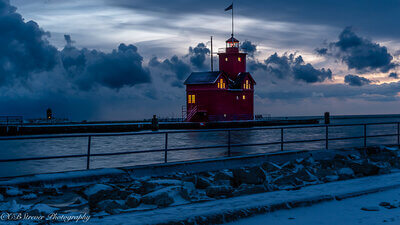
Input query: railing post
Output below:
<box><xmin>325</xmin><ymin>125</ymin><xmax>329</xmax><ymax>149</ymax></box>
<box><xmin>397</xmin><ymin>122</ymin><xmax>399</xmax><ymax>145</ymax></box>
<box><xmin>363</xmin><ymin>124</ymin><xmax>367</xmax><ymax>147</ymax></box>
<box><xmin>280</xmin><ymin>128</ymin><xmax>284</xmax><ymax>151</ymax></box>
<box><xmin>227</xmin><ymin>130</ymin><xmax>231</xmax><ymax>157</ymax></box>
<box><xmin>86</xmin><ymin>136</ymin><xmax>91</xmax><ymax>170</ymax></box>
<box><xmin>164</xmin><ymin>133</ymin><xmax>168</xmax><ymax>163</ymax></box>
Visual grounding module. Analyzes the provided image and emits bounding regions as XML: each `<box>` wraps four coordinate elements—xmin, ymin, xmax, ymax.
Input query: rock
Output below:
<box><xmin>180</xmin><ymin>182</ymin><xmax>197</xmax><ymax>201</ymax></box>
<box><xmin>96</xmin><ymin>199</ymin><xmax>125</xmax><ymax>214</ymax></box>
<box><xmin>374</xmin><ymin>162</ymin><xmax>392</xmax><ymax>174</ymax></box>
<box><xmin>128</xmin><ymin>180</ymin><xmax>143</xmax><ymax>193</ymax></box>
<box><xmin>26</xmin><ymin>209</ymin><xmax>42</xmax><ymax>217</ymax></box>
<box><xmin>324</xmin><ymin>175</ymin><xmax>339</xmax><ymax>182</ymax></box>
<box><xmin>5</xmin><ymin>187</ymin><xmax>23</xmax><ymax>197</ymax></box>
<box><xmin>379</xmin><ymin>202</ymin><xmax>397</xmax><ymax>209</ymax></box>
<box><xmin>205</xmin><ymin>185</ymin><xmax>233</xmax><ymax>198</ymax></box>
<box><xmin>295</xmin><ymin>168</ymin><xmax>318</xmax><ymax>182</ymax></box>
<box><xmin>261</xmin><ymin>161</ymin><xmax>282</xmax><ymax>172</ymax></box>
<box><xmin>126</xmin><ymin>193</ymin><xmax>141</xmax><ymax>208</ymax></box>
<box><xmin>273</xmin><ymin>174</ymin><xmax>297</xmax><ymax>186</ymax></box>
<box><xmin>337</xmin><ymin>167</ymin><xmax>355</xmax><ymax>180</ymax></box>
<box><xmin>83</xmin><ymin>184</ymin><xmax>115</xmax><ymax>207</ymax></box>
<box><xmin>214</xmin><ymin>171</ymin><xmax>233</xmax><ymax>181</ymax></box>
<box><xmin>142</xmin><ymin>187</ymin><xmax>175</xmax><ymax>207</ymax></box>
<box><xmin>315</xmin><ymin>168</ymin><xmax>336</xmax><ymax>178</ymax></box>
<box><xmin>361</xmin><ymin>206</ymin><xmax>380</xmax><ymax>211</ymax></box>
<box><xmin>21</xmin><ymin>193</ymin><xmax>38</xmax><ymax>200</ymax></box>
<box><xmin>348</xmin><ymin>161</ymin><xmax>379</xmax><ymax>176</ymax></box>
<box><xmin>140</xmin><ymin>181</ymin><xmax>160</xmax><ymax>194</ymax></box>
<box><xmin>195</xmin><ymin>176</ymin><xmax>212</xmax><ymax>189</ymax></box>
<box><xmin>43</xmin><ymin>187</ymin><xmax>62</xmax><ymax>196</ymax></box>
<box><xmin>233</xmin><ymin>184</ymin><xmax>266</xmax><ymax>196</ymax></box>
<box><xmin>233</xmin><ymin>167</ymin><xmax>267</xmax><ymax>185</ymax></box>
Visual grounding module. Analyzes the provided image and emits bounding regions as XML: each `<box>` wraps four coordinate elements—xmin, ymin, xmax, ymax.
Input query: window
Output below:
<box><xmin>238</xmin><ymin>57</ymin><xmax>241</xmax><ymax>62</ymax></box>
<box><xmin>243</xmin><ymin>95</ymin><xmax>246</xmax><ymax>100</ymax></box>
<box><xmin>188</xmin><ymin>94</ymin><xmax>196</xmax><ymax>104</ymax></box>
<box><xmin>218</xmin><ymin>78</ymin><xmax>226</xmax><ymax>89</ymax></box>
<box><xmin>225</xmin><ymin>57</ymin><xmax>228</xmax><ymax>62</ymax></box>
<box><xmin>244</xmin><ymin>80</ymin><xmax>250</xmax><ymax>89</ymax></box>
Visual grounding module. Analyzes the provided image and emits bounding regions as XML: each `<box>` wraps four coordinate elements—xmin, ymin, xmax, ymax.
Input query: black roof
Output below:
<box><xmin>230</xmin><ymin>72</ymin><xmax>256</xmax><ymax>89</ymax></box>
<box><xmin>184</xmin><ymin>71</ymin><xmax>222</xmax><ymax>85</ymax></box>
<box><xmin>226</xmin><ymin>36</ymin><xmax>239</xmax><ymax>43</ymax></box>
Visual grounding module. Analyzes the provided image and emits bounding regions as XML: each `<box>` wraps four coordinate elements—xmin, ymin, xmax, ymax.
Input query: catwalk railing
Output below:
<box><xmin>0</xmin><ymin>121</ymin><xmax>399</xmax><ymax>173</ymax></box>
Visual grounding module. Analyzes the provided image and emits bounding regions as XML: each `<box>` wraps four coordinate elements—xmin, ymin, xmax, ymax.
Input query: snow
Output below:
<box><xmin>227</xmin><ymin>187</ymin><xmax>400</xmax><ymax>225</ymax></box>
<box><xmin>74</xmin><ymin>172</ymin><xmax>400</xmax><ymax>225</ymax></box>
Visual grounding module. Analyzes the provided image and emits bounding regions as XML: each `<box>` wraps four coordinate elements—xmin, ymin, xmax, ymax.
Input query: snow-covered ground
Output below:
<box><xmin>227</xmin><ymin>187</ymin><xmax>400</xmax><ymax>225</ymax></box>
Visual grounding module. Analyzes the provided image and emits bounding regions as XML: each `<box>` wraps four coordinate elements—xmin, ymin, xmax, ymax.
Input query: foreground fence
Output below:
<box><xmin>0</xmin><ymin>122</ymin><xmax>399</xmax><ymax>174</ymax></box>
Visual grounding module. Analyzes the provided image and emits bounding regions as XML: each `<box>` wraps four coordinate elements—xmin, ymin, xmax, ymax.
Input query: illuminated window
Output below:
<box><xmin>188</xmin><ymin>94</ymin><xmax>195</xmax><ymax>104</ymax></box>
<box><xmin>225</xmin><ymin>58</ymin><xmax>228</xmax><ymax>62</ymax></box>
<box><xmin>238</xmin><ymin>57</ymin><xmax>241</xmax><ymax>62</ymax></box>
<box><xmin>243</xmin><ymin>95</ymin><xmax>246</xmax><ymax>100</ymax></box>
<box><xmin>244</xmin><ymin>80</ymin><xmax>250</xmax><ymax>89</ymax></box>
<box><xmin>218</xmin><ymin>78</ymin><xmax>226</xmax><ymax>89</ymax></box>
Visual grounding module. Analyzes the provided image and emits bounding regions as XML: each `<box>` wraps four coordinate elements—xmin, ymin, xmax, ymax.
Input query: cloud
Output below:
<box><xmin>0</xmin><ymin>0</ymin><xmax>58</xmax><ymax>85</ymax></box>
<box><xmin>344</xmin><ymin>74</ymin><xmax>371</xmax><ymax>86</ymax></box>
<box><xmin>240</xmin><ymin>40</ymin><xmax>257</xmax><ymax>57</ymax></box>
<box><xmin>188</xmin><ymin>43</ymin><xmax>209</xmax><ymax>70</ymax></box>
<box><xmin>389</xmin><ymin>72</ymin><xmax>398</xmax><ymax>79</ymax></box>
<box><xmin>149</xmin><ymin>55</ymin><xmax>191</xmax><ymax>81</ymax></box>
<box><xmin>317</xmin><ymin>27</ymin><xmax>396</xmax><ymax>73</ymax></box>
<box><xmin>61</xmin><ymin>35</ymin><xmax>151</xmax><ymax>90</ymax></box>
<box><xmin>251</xmin><ymin>53</ymin><xmax>332</xmax><ymax>83</ymax></box>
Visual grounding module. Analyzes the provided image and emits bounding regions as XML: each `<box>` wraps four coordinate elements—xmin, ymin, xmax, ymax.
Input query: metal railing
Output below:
<box><xmin>0</xmin><ymin>121</ymin><xmax>399</xmax><ymax>173</ymax></box>
<box><xmin>0</xmin><ymin>116</ymin><xmax>23</xmax><ymax>126</ymax></box>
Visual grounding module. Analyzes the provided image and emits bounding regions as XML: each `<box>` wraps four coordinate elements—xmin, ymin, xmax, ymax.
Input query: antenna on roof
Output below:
<box><xmin>211</xmin><ymin>36</ymin><xmax>213</xmax><ymax>72</ymax></box>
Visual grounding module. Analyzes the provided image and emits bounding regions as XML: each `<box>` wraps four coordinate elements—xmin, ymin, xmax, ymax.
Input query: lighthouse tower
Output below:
<box><xmin>218</xmin><ymin>36</ymin><xmax>247</xmax><ymax>80</ymax></box>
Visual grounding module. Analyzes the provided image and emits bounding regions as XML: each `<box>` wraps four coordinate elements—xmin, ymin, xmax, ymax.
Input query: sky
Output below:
<box><xmin>1</xmin><ymin>0</ymin><xmax>400</xmax><ymax>121</ymax></box>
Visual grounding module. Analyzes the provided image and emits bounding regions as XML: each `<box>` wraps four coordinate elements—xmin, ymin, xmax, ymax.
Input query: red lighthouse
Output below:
<box><xmin>184</xmin><ymin>36</ymin><xmax>256</xmax><ymax>122</ymax></box>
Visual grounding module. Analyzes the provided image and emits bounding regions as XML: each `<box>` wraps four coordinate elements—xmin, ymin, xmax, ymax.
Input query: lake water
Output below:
<box><xmin>1</xmin><ymin>116</ymin><xmax>400</xmax><ymax>178</ymax></box>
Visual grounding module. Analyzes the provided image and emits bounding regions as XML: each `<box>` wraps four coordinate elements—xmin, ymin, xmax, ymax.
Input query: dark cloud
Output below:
<box><xmin>149</xmin><ymin>55</ymin><xmax>191</xmax><ymax>81</ymax></box>
<box><xmin>344</xmin><ymin>74</ymin><xmax>371</xmax><ymax>86</ymax></box>
<box><xmin>251</xmin><ymin>53</ymin><xmax>332</xmax><ymax>83</ymax></box>
<box><xmin>257</xmin><ymin>81</ymin><xmax>400</xmax><ymax>102</ymax></box>
<box><xmin>240</xmin><ymin>40</ymin><xmax>257</xmax><ymax>57</ymax></box>
<box><xmin>318</xmin><ymin>27</ymin><xmax>396</xmax><ymax>73</ymax></box>
<box><xmin>0</xmin><ymin>0</ymin><xmax>58</xmax><ymax>85</ymax></box>
<box><xmin>108</xmin><ymin>0</ymin><xmax>400</xmax><ymax>40</ymax></box>
<box><xmin>389</xmin><ymin>72</ymin><xmax>398</xmax><ymax>79</ymax></box>
<box><xmin>188</xmin><ymin>43</ymin><xmax>209</xmax><ymax>70</ymax></box>
<box><xmin>61</xmin><ymin>36</ymin><xmax>151</xmax><ymax>90</ymax></box>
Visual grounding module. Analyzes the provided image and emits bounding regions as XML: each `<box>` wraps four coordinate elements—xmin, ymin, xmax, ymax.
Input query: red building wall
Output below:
<box><xmin>218</xmin><ymin>51</ymin><xmax>247</xmax><ymax>80</ymax></box>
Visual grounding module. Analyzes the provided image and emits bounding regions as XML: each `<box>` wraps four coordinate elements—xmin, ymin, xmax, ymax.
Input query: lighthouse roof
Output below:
<box><xmin>184</xmin><ymin>71</ymin><xmax>224</xmax><ymax>85</ymax></box>
<box><xmin>226</xmin><ymin>36</ymin><xmax>239</xmax><ymax>43</ymax></box>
